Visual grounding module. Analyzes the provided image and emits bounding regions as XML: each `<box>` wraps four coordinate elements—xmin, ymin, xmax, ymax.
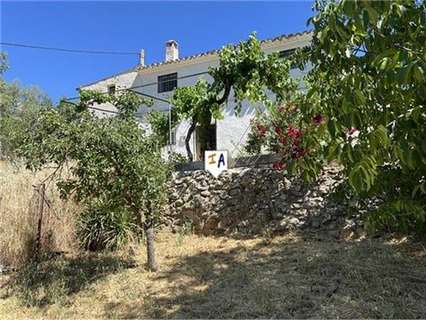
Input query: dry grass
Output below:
<box><xmin>0</xmin><ymin>161</ymin><xmax>78</xmax><ymax>267</ymax></box>
<box><xmin>1</xmin><ymin>231</ymin><xmax>425</xmax><ymax>319</ymax></box>
<box><xmin>1</xmin><ymin>160</ymin><xmax>425</xmax><ymax>318</ymax></box>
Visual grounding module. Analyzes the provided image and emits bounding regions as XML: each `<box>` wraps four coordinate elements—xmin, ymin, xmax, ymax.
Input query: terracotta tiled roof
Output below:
<box><xmin>80</xmin><ymin>31</ymin><xmax>312</xmax><ymax>88</ymax></box>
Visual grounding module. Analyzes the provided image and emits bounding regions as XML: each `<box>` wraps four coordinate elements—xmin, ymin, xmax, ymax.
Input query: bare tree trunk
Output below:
<box><xmin>185</xmin><ymin>119</ymin><xmax>197</xmax><ymax>162</ymax></box>
<box><xmin>144</xmin><ymin>223</ymin><xmax>158</xmax><ymax>271</ymax></box>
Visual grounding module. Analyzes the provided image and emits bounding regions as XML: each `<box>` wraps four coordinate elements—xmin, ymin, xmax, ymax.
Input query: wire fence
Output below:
<box><xmin>29</xmin><ymin>183</ymin><xmax>69</xmax><ymax>261</ymax></box>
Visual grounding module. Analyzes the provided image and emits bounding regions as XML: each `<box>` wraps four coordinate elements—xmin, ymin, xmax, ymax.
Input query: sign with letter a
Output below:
<box><xmin>205</xmin><ymin>150</ymin><xmax>228</xmax><ymax>177</ymax></box>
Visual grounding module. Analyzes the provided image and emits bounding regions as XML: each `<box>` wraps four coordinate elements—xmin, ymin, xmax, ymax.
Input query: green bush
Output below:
<box><xmin>77</xmin><ymin>204</ymin><xmax>137</xmax><ymax>251</ymax></box>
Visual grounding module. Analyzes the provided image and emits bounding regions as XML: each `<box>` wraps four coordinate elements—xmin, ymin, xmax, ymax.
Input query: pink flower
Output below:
<box><xmin>279</xmin><ymin>136</ymin><xmax>287</xmax><ymax>145</ymax></box>
<box><xmin>348</xmin><ymin>127</ymin><xmax>359</xmax><ymax>136</ymax></box>
<box><xmin>346</xmin><ymin>127</ymin><xmax>360</xmax><ymax>147</ymax></box>
<box><xmin>275</xmin><ymin>127</ymin><xmax>282</xmax><ymax>136</ymax></box>
<box><xmin>287</xmin><ymin>126</ymin><xmax>301</xmax><ymax>139</ymax></box>
<box><xmin>313</xmin><ymin>114</ymin><xmax>324</xmax><ymax>125</ymax></box>
<box><xmin>273</xmin><ymin>161</ymin><xmax>287</xmax><ymax>170</ymax></box>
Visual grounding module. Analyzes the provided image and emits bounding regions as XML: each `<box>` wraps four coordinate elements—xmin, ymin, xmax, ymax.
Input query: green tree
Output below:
<box><xmin>146</xmin><ymin>109</ymin><xmax>177</xmax><ymax>147</ymax></box>
<box><xmin>0</xmin><ymin>53</ymin><xmax>53</xmax><ymax>159</ymax></box>
<box><xmin>248</xmin><ymin>0</ymin><xmax>425</xmax><ymax>233</ymax></box>
<box><xmin>19</xmin><ymin>91</ymin><xmax>168</xmax><ymax>271</ymax></box>
<box><xmin>172</xmin><ymin>34</ymin><xmax>297</xmax><ymax>161</ymax></box>
<box><xmin>303</xmin><ymin>0</ymin><xmax>426</xmax><ymax>233</ymax></box>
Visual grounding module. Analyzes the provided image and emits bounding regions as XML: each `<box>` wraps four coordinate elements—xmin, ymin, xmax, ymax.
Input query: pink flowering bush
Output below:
<box><xmin>245</xmin><ymin>101</ymin><xmax>326</xmax><ymax>174</ymax></box>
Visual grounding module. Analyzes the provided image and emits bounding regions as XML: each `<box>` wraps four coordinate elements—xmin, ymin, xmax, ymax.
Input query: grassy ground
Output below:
<box><xmin>1</xmin><ymin>231</ymin><xmax>425</xmax><ymax>319</ymax></box>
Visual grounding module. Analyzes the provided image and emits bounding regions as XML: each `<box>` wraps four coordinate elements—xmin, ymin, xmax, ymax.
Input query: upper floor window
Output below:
<box><xmin>279</xmin><ymin>48</ymin><xmax>296</xmax><ymax>59</ymax></box>
<box><xmin>279</xmin><ymin>48</ymin><xmax>298</xmax><ymax>69</ymax></box>
<box><xmin>108</xmin><ymin>85</ymin><xmax>116</xmax><ymax>95</ymax></box>
<box><xmin>158</xmin><ymin>73</ymin><xmax>177</xmax><ymax>93</ymax></box>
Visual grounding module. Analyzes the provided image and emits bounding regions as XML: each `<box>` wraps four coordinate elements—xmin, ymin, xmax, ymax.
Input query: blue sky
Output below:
<box><xmin>1</xmin><ymin>1</ymin><xmax>314</xmax><ymax>102</ymax></box>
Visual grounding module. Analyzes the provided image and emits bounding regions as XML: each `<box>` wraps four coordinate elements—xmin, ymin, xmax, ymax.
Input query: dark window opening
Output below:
<box><xmin>279</xmin><ymin>48</ymin><xmax>297</xmax><ymax>68</ymax></box>
<box><xmin>158</xmin><ymin>73</ymin><xmax>177</xmax><ymax>93</ymax></box>
<box><xmin>279</xmin><ymin>48</ymin><xmax>296</xmax><ymax>58</ymax></box>
<box><xmin>108</xmin><ymin>85</ymin><xmax>116</xmax><ymax>95</ymax></box>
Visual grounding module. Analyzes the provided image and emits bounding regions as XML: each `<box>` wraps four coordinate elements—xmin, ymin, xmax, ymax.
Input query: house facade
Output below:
<box><xmin>79</xmin><ymin>31</ymin><xmax>312</xmax><ymax>160</ymax></box>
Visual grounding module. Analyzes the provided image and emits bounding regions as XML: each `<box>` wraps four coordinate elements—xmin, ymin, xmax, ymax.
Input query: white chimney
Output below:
<box><xmin>165</xmin><ymin>40</ymin><xmax>179</xmax><ymax>62</ymax></box>
<box><xmin>139</xmin><ymin>49</ymin><xmax>145</xmax><ymax>66</ymax></box>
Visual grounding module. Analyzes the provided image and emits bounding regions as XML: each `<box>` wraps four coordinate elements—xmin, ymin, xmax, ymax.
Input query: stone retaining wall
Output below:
<box><xmin>167</xmin><ymin>164</ymin><xmax>350</xmax><ymax>236</ymax></box>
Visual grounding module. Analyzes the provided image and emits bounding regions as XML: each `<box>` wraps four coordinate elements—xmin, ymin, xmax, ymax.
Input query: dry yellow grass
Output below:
<box><xmin>1</xmin><ymin>231</ymin><xmax>425</xmax><ymax>319</ymax></box>
<box><xmin>0</xmin><ymin>161</ymin><xmax>78</xmax><ymax>267</ymax></box>
<box><xmin>1</xmin><ymin>160</ymin><xmax>426</xmax><ymax>318</ymax></box>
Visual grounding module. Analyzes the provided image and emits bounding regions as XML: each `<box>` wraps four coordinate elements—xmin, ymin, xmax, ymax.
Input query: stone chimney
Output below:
<box><xmin>165</xmin><ymin>40</ymin><xmax>179</xmax><ymax>62</ymax></box>
<box><xmin>139</xmin><ymin>49</ymin><xmax>145</xmax><ymax>67</ymax></box>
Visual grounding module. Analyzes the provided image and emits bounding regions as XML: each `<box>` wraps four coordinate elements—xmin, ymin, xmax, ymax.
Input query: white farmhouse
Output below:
<box><xmin>79</xmin><ymin>31</ymin><xmax>312</xmax><ymax>161</ymax></box>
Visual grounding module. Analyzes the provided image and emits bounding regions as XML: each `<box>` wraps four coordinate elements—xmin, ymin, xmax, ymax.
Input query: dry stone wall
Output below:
<box><xmin>167</xmin><ymin>164</ymin><xmax>352</xmax><ymax>236</ymax></box>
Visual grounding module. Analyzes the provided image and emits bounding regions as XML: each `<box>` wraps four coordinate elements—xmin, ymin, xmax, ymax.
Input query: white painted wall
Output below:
<box><xmin>80</xmin><ymin>33</ymin><xmax>312</xmax><ymax>160</ymax></box>
<box><xmin>80</xmin><ymin>70</ymin><xmax>139</xmax><ymax>117</ymax></box>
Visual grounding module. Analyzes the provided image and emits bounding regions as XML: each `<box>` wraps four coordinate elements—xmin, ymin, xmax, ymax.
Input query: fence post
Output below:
<box><xmin>35</xmin><ymin>183</ymin><xmax>46</xmax><ymax>259</ymax></box>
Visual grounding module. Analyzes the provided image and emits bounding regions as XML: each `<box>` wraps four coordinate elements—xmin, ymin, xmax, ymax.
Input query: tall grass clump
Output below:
<box><xmin>0</xmin><ymin>161</ymin><xmax>78</xmax><ymax>268</ymax></box>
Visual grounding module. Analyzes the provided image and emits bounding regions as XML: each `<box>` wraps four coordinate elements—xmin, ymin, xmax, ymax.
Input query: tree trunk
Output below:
<box><xmin>185</xmin><ymin>119</ymin><xmax>197</xmax><ymax>162</ymax></box>
<box><xmin>144</xmin><ymin>223</ymin><xmax>158</xmax><ymax>271</ymax></box>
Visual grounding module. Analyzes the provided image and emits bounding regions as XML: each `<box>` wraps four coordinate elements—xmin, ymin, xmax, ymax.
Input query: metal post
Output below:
<box><xmin>35</xmin><ymin>183</ymin><xmax>46</xmax><ymax>258</ymax></box>
<box><xmin>168</xmin><ymin>104</ymin><xmax>172</xmax><ymax>152</ymax></box>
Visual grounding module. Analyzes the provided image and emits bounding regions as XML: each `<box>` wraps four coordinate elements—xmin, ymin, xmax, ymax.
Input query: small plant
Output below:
<box><xmin>367</xmin><ymin>200</ymin><xmax>426</xmax><ymax>235</ymax></box>
<box><xmin>175</xmin><ymin>220</ymin><xmax>193</xmax><ymax>247</ymax></box>
<box><xmin>168</xmin><ymin>152</ymin><xmax>188</xmax><ymax>168</ymax></box>
<box><xmin>77</xmin><ymin>205</ymin><xmax>137</xmax><ymax>251</ymax></box>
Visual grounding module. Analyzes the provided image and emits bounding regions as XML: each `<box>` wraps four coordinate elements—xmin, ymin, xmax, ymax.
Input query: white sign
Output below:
<box><xmin>205</xmin><ymin>150</ymin><xmax>228</xmax><ymax>177</ymax></box>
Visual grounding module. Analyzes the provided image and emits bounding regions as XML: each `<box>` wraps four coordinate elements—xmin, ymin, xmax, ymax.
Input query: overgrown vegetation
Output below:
<box><xmin>298</xmin><ymin>0</ymin><xmax>426</xmax><ymax>234</ymax></box>
<box><xmin>0</xmin><ymin>53</ymin><xmax>53</xmax><ymax>160</ymax></box>
<box><xmin>242</xmin><ymin>0</ymin><xmax>426</xmax><ymax>234</ymax></box>
<box><xmin>0</xmin><ymin>161</ymin><xmax>78</xmax><ymax>268</ymax></box>
<box><xmin>14</xmin><ymin>91</ymin><xmax>170</xmax><ymax>270</ymax></box>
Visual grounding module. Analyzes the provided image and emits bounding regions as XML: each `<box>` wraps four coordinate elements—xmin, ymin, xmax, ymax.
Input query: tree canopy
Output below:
<box><xmin>246</xmin><ymin>0</ymin><xmax>426</xmax><ymax>233</ymax></box>
<box><xmin>0</xmin><ymin>53</ymin><xmax>53</xmax><ymax>160</ymax></box>
<box><xmin>18</xmin><ymin>91</ymin><xmax>168</xmax><ymax>270</ymax></box>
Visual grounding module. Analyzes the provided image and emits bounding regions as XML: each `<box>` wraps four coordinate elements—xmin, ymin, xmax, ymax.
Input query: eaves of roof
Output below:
<box><xmin>80</xmin><ymin>30</ymin><xmax>312</xmax><ymax>89</ymax></box>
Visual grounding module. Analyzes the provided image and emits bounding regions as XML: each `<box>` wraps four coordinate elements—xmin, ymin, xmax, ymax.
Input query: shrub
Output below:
<box><xmin>77</xmin><ymin>205</ymin><xmax>137</xmax><ymax>251</ymax></box>
<box><xmin>18</xmin><ymin>91</ymin><xmax>170</xmax><ymax>271</ymax></box>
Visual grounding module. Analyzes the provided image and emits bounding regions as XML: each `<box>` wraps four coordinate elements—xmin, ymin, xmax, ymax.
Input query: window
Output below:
<box><xmin>279</xmin><ymin>49</ymin><xmax>297</xmax><ymax>69</ymax></box>
<box><xmin>279</xmin><ymin>48</ymin><xmax>296</xmax><ymax>59</ymax></box>
<box><xmin>158</xmin><ymin>73</ymin><xmax>177</xmax><ymax>93</ymax></box>
<box><xmin>108</xmin><ymin>85</ymin><xmax>116</xmax><ymax>95</ymax></box>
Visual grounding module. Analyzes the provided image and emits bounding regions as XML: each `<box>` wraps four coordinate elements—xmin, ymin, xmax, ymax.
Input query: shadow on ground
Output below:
<box><xmin>8</xmin><ymin>253</ymin><xmax>135</xmax><ymax>307</ymax></box>
<box><xmin>105</xmin><ymin>235</ymin><xmax>426</xmax><ymax>319</ymax></box>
